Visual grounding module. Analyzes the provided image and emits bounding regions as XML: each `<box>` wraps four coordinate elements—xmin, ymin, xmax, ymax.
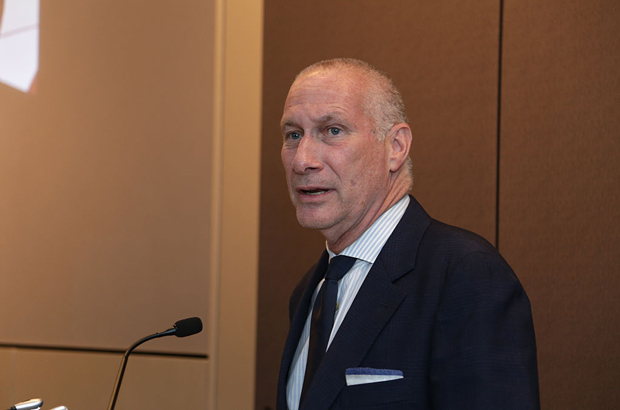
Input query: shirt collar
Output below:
<box><xmin>327</xmin><ymin>195</ymin><xmax>410</xmax><ymax>264</ymax></box>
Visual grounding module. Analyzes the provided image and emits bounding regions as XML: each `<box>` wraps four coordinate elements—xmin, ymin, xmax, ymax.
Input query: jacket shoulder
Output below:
<box><xmin>421</xmin><ymin>219</ymin><xmax>502</xmax><ymax>260</ymax></box>
<box><xmin>416</xmin><ymin>219</ymin><xmax>521</xmax><ymax>283</ymax></box>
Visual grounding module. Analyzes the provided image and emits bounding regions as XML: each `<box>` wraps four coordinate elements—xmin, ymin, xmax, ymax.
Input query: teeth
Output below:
<box><xmin>304</xmin><ymin>189</ymin><xmax>327</xmax><ymax>195</ymax></box>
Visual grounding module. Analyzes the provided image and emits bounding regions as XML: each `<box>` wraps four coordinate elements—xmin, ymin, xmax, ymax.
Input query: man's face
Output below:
<box><xmin>280</xmin><ymin>70</ymin><xmax>392</xmax><ymax>245</ymax></box>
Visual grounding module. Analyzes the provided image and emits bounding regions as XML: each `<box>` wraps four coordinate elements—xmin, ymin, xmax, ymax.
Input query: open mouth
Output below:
<box><xmin>300</xmin><ymin>189</ymin><xmax>328</xmax><ymax>196</ymax></box>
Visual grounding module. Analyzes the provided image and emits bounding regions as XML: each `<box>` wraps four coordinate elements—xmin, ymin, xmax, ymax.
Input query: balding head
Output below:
<box><xmin>294</xmin><ymin>58</ymin><xmax>409</xmax><ymax>140</ymax></box>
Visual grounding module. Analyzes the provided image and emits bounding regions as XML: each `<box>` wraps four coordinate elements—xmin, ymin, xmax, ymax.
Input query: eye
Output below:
<box><xmin>286</xmin><ymin>131</ymin><xmax>302</xmax><ymax>141</ymax></box>
<box><xmin>328</xmin><ymin>127</ymin><xmax>341</xmax><ymax>136</ymax></box>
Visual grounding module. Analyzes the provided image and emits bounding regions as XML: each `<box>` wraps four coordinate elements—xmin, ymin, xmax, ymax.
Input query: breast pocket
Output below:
<box><xmin>338</xmin><ymin>377</ymin><xmax>414</xmax><ymax>409</ymax></box>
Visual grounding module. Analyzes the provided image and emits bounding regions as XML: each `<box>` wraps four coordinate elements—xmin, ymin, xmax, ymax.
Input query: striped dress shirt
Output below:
<box><xmin>286</xmin><ymin>195</ymin><xmax>410</xmax><ymax>410</ymax></box>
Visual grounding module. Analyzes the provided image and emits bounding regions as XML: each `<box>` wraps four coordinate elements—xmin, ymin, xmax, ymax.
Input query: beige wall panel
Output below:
<box><xmin>0</xmin><ymin>347</ymin><xmax>207</xmax><ymax>410</ymax></box>
<box><xmin>210</xmin><ymin>0</ymin><xmax>262</xmax><ymax>408</ymax></box>
<box><xmin>0</xmin><ymin>1</ymin><xmax>214</xmax><ymax>354</ymax></box>
<box><xmin>258</xmin><ymin>1</ymin><xmax>501</xmax><ymax>408</ymax></box>
<box><xmin>501</xmin><ymin>1</ymin><xmax>620</xmax><ymax>408</ymax></box>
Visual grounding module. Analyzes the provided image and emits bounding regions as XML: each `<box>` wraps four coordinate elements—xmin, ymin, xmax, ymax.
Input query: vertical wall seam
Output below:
<box><xmin>209</xmin><ymin>0</ymin><xmax>226</xmax><ymax>407</ymax></box>
<box><xmin>495</xmin><ymin>0</ymin><xmax>505</xmax><ymax>250</ymax></box>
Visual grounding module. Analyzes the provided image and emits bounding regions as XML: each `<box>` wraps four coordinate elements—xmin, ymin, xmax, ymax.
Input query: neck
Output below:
<box><xmin>325</xmin><ymin>188</ymin><xmax>410</xmax><ymax>254</ymax></box>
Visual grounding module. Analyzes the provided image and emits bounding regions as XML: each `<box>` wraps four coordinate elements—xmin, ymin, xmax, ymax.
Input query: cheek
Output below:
<box><xmin>356</xmin><ymin>155</ymin><xmax>388</xmax><ymax>189</ymax></box>
<box><xmin>280</xmin><ymin>149</ymin><xmax>289</xmax><ymax>167</ymax></box>
<box><xmin>281</xmin><ymin>150</ymin><xmax>296</xmax><ymax>175</ymax></box>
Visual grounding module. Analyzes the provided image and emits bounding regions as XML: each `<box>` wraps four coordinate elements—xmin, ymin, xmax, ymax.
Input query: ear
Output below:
<box><xmin>386</xmin><ymin>123</ymin><xmax>412</xmax><ymax>172</ymax></box>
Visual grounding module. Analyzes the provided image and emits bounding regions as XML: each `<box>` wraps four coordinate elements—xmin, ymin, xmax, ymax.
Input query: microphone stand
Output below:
<box><xmin>106</xmin><ymin>328</ymin><xmax>175</xmax><ymax>410</ymax></box>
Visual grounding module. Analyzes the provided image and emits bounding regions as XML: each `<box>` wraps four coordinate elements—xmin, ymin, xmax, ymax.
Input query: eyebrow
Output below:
<box><xmin>316</xmin><ymin>113</ymin><xmax>341</xmax><ymax>124</ymax></box>
<box><xmin>280</xmin><ymin>119</ymin><xmax>296</xmax><ymax>131</ymax></box>
<box><xmin>280</xmin><ymin>112</ymin><xmax>345</xmax><ymax>131</ymax></box>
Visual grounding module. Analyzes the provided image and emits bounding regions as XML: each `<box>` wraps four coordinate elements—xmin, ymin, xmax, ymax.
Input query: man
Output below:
<box><xmin>277</xmin><ymin>58</ymin><xmax>539</xmax><ymax>410</ymax></box>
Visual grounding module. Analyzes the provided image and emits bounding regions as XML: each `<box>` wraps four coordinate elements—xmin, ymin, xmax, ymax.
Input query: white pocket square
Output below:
<box><xmin>345</xmin><ymin>367</ymin><xmax>404</xmax><ymax>386</ymax></box>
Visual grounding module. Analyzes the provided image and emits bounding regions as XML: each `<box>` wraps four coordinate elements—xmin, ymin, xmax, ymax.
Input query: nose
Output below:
<box><xmin>291</xmin><ymin>136</ymin><xmax>322</xmax><ymax>174</ymax></box>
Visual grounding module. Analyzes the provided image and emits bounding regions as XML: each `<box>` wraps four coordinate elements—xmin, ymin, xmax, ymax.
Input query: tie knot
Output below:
<box><xmin>326</xmin><ymin>255</ymin><xmax>356</xmax><ymax>282</ymax></box>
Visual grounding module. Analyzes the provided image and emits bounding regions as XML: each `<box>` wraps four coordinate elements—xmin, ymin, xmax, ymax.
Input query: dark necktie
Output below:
<box><xmin>300</xmin><ymin>255</ymin><xmax>357</xmax><ymax>404</ymax></box>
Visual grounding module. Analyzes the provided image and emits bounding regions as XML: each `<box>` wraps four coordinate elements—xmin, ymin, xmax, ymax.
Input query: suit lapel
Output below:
<box><xmin>378</xmin><ymin>195</ymin><xmax>431</xmax><ymax>283</ymax></box>
<box><xmin>299</xmin><ymin>196</ymin><xmax>432</xmax><ymax>410</ymax></box>
<box><xmin>300</xmin><ymin>260</ymin><xmax>406</xmax><ymax>410</ymax></box>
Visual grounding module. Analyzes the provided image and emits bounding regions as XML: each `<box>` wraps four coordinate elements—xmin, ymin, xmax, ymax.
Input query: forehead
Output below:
<box><xmin>281</xmin><ymin>71</ymin><xmax>366</xmax><ymax>126</ymax></box>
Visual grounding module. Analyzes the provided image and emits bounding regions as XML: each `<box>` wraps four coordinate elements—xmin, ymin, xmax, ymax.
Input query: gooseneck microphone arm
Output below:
<box><xmin>106</xmin><ymin>329</ymin><xmax>174</xmax><ymax>410</ymax></box>
<box><xmin>106</xmin><ymin>317</ymin><xmax>203</xmax><ymax>410</ymax></box>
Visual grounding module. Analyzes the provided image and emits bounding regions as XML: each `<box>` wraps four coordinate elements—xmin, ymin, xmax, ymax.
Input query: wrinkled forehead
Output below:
<box><xmin>291</xmin><ymin>70</ymin><xmax>350</xmax><ymax>94</ymax></box>
<box><xmin>282</xmin><ymin>70</ymin><xmax>366</xmax><ymax>116</ymax></box>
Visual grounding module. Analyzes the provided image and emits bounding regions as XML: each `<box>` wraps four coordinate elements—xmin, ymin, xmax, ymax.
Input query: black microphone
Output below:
<box><xmin>106</xmin><ymin>317</ymin><xmax>203</xmax><ymax>410</ymax></box>
<box><xmin>173</xmin><ymin>317</ymin><xmax>203</xmax><ymax>337</ymax></box>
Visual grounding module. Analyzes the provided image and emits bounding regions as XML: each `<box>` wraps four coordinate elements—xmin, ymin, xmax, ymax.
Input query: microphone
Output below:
<box><xmin>171</xmin><ymin>317</ymin><xmax>203</xmax><ymax>337</ymax></box>
<box><xmin>106</xmin><ymin>317</ymin><xmax>203</xmax><ymax>410</ymax></box>
<box><xmin>7</xmin><ymin>399</ymin><xmax>43</xmax><ymax>410</ymax></box>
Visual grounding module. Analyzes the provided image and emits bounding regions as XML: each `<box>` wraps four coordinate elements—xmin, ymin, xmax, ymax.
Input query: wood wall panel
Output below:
<box><xmin>0</xmin><ymin>0</ymin><xmax>213</xmax><ymax>354</ymax></box>
<box><xmin>1</xmin><ymin>0</ymin><xmax>265</xmax><ymax>408</ymax></box>
<box><xmin>0</xmin><ymin>347</ymin><xmax>207</xmax><ymax>410</ymax></box>
<box><xmin>258</xmin><ymin>1</ymin><xmax>501</xmax><ymax>408</ymax></box>
<box><xmin>500</xmin><ymin>1</ymin><xmax>620</xmax><ymax>408</ymax></box>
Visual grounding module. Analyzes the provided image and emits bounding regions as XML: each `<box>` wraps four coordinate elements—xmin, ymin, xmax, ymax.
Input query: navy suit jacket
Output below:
<box><xmin>276</xmin><ymin>196</ymin><xmax>540</xmax><ymax>410</ymax></box>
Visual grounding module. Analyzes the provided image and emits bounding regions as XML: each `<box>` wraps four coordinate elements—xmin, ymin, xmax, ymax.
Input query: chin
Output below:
<box><xmin>296</xmin><ymin>218</ymin><xmax>328</xmax><ymax>230</ymax></box>
<box><xmin>295</xmin><ymin>210</ymin><xmax>336</xmax><ymax>231</ymax></box>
